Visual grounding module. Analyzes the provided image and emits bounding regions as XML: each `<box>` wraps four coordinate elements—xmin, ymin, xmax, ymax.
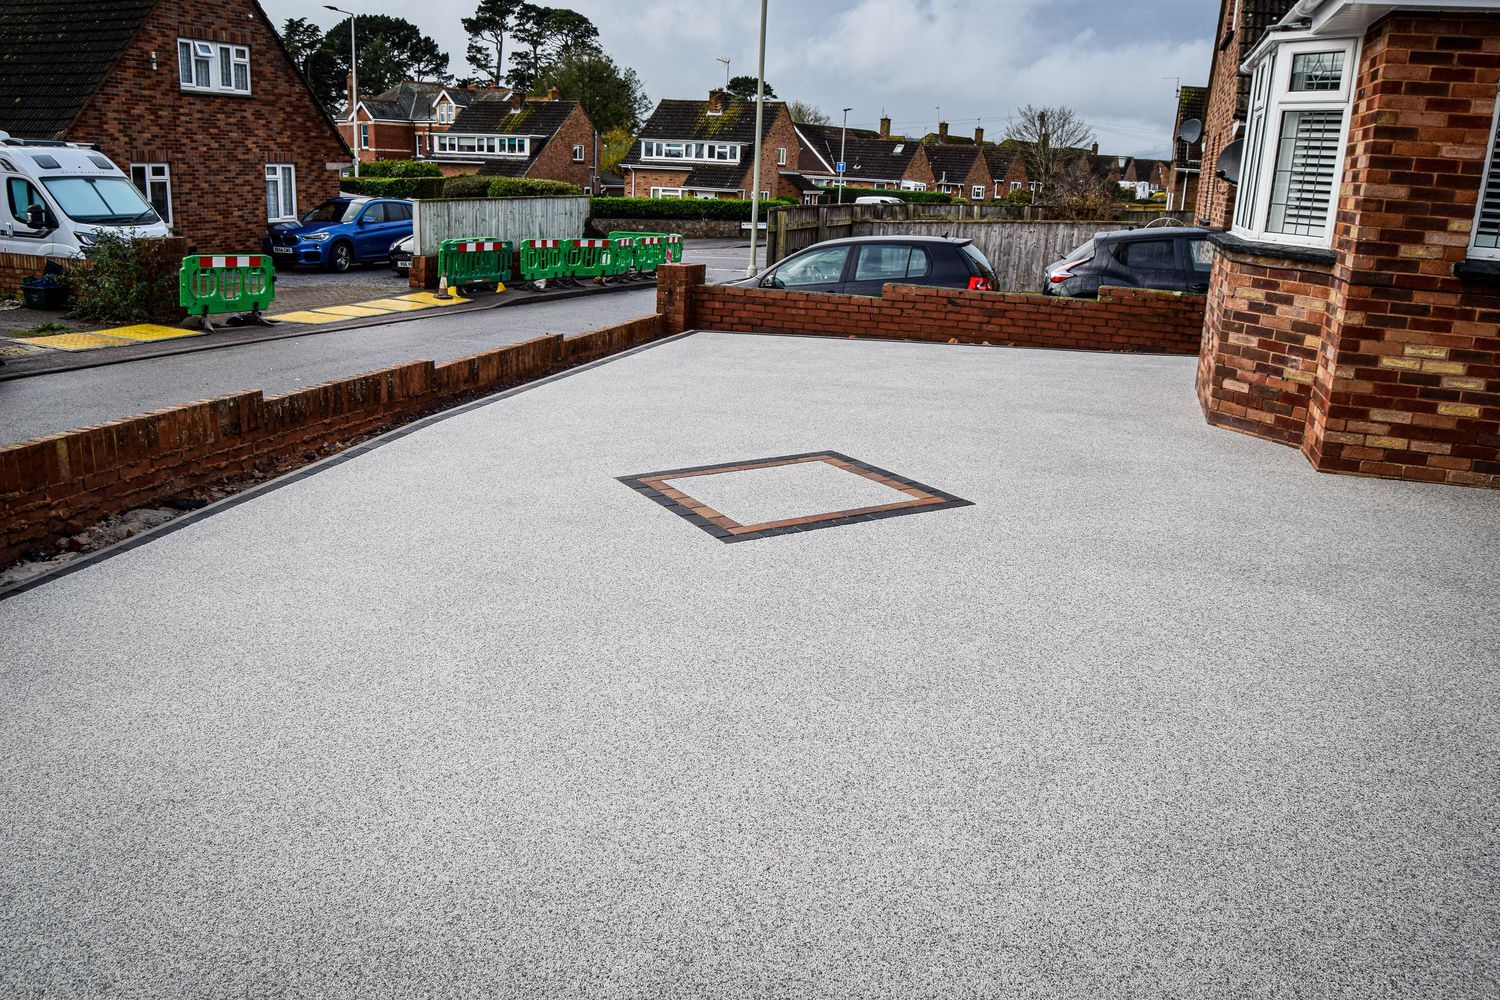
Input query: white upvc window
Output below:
<box><xmin>434</xmin><ymin>134</ymin><xmax>529</xmax><ymax>157</ymax></box>
<box><xmin>178</xmin><ymin>39</ymin><xmax>250</xmax><ymax>95</ymax></box>
<box><xmin>265</xmin><ymin>164</ymin><xmax>296</xmax><ymax>222</ymax></box>
<box><xmin>436</xmin><ymin>101</ymin><xmax>454</xmax><ymax>124</ymax></box>
<box><xmin>572</xmin><ymin>144</ymin><xmax>585</xmax><ymax>162</ymax></box>
<box><xmin>650</xmin><ymin>187</ymin><xmax>685</xmax><ymax>199</ymax></box>
<box><xmin>1010</xmin><ymin>181</ymin><xmax>1022</xmax><ymax>192</ymax></box>
<box><xmin>777</xmin><ymin>147</ymin><xmax>787</xmax><ymax>166</ymax></box>
<box><xmin>1467</xmin><ymin>81</ymin><xmax>1500</xmax><ymax>260</ymax></box>
<box><xmin>972</xmin><ymin>184</ymin><xmax>986</xmax><ymax>200</ymax></box>
<box><xmin>1233</xmin><ymin>37</ymin><xmax>1357</xmax><ymax>247</ymax></box>
<box><xmin>640</xmin><ymin>141</ymin><xmax>740</xmax><ymax>163</ymax></box>
<box><xmin>359</xmin><ymin>123</ymin><xmax>370</xmax><ymax>149</ymax></box>
<box><xmin>130</xmin><ymin>163</ymin><xmax>172</xmax><ymax>223</ymax></box>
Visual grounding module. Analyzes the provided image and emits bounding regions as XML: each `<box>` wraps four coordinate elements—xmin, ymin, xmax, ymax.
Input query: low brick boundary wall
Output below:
<box><xmin>0</xmin><ymin>252</ymin><xmax>73</xmax><ymax>299</ymax></box>
<box><xmin>0</xmin><ymin>315</ymin><xmax>662</xmax><ymax>567</ymax></box>
<box><xmin>656</xmin><ymin>264</ymin><xmax>1206</xmax><ymax>354</ymax></box>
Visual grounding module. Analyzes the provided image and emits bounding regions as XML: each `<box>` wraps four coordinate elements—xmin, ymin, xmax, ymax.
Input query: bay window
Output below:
<box><xmin>1232</xmin><ymin>38</ymin><xmax>1357</xmax><ymax>247</ymax></box>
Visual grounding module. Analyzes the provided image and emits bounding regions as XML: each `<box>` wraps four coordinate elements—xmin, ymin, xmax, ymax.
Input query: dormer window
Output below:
<box><xmin>640</xmin><ymin>141</ymin><xmax>740</xmax><ymax>163</ymax></box>
<box><xmin>436</xmin><ymin>102</ymin><xmax>454</xmax><ymax>124</ymax></box>
<box><xmin>434</xmin><ymin>134</ymin><xmax>529</xmax><ymax>156</ymax></box>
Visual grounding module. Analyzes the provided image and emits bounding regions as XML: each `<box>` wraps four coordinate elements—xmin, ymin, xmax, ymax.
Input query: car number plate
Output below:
<box><xmin>272</xmin><ymin>247</ymin><xmax>292</xmax><ymax>254</ymax></box>
<box><xmin>396</xmin><ymin>260</ymin><xmax>410</xmax><ymax>270</ymax></box>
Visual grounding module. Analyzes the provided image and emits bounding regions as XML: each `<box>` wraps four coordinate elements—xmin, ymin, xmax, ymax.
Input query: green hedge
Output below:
<box><xmin>361</xmin><ymin>159</ymin><xmax>443</xmax><ymax>179</ymax></box>
<box><xmin>442</xmin><ymin>175</ymin><xmax>492</xmax><ymax>199</ymax></box>
<box><xmin>488</xmin><ymin>177</ymin><xmax>583</xmax><ymax>197</ymax></box>
<box><xmin>815</xmin><ymin>187</ymin><xmax>953</xmax><ymax>204</ymax></box>
<box><xmin>339</xmin><ymin>177</ymin><xmax>446</xmax><ymax>199</ymax></box>
<box><xmin>589</xmin><ymin>197</ymin><xmax>795</xmax><ymax>221</ymax></box>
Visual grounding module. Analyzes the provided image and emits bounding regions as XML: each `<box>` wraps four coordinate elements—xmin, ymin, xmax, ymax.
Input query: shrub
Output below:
<box><xmin>69</xmin><ymin>233</ymin><xmax>183</xmax><ymax>324</ymax></box>
<box><xmin>361</xmin><ymin>159</ymin><xmax>443</xmax><ymax>179</ymax></box>
<box><xmin>338</xmin><ymin>177</ymin><xmax>446</xmax><ymax>199</ymax></box>
<box><xmin>1003</xmin><ymin>187</ymin><xmax>1034</xmax><ymax>207</ymax></box>
<box><xmin>442</xmin><ymin>175</ymin><xmax>493</xmax><ymax>199</ymax></box>
<box><xmin>589</xmin><ymin>197</ymin><xmax>795</xmax><ymax>221</ymax></box>
<box><xmin>486</xmin><ymin>177</ymin><xmax>583</xmax><ymax>197</ymax></box>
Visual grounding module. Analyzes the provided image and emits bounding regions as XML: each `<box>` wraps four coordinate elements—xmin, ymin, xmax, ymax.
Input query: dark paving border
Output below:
<box><xmin>618</xmin><ymin>451</ymin><xmax>974</xmax><ymax>543</ymax></box>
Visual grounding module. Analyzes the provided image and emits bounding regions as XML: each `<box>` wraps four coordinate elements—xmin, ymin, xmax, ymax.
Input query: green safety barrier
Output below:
<box><xmin>606</xmin><ymin>231</ymin><xmax>685</xmax><ymax>272</ymax></box>
<box><xmin>519</xmin><ymin>239</ymin><xmax>569</xmax><ymax>285</ymax></box>
<box><xmin>437</xmin><ymin>238</ymin><xmax>512</xmax><ymax>291</ymax></box>
<box><xmin>178</xmin><ymin>253</ymin><xmax>276</xmax><ymax>330</ymax></box>
<box><xmin>559</xmin><ymin>239</ymin><xmax>614</xmax><ymax>281</ymax></box>
<box><xmin>604</xmin><ymin>237</ymin><xmax>636</xmax><ymax>277</ymax></box>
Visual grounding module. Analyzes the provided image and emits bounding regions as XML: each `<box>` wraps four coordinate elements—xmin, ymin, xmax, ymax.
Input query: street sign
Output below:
<box><xmin>836</xmin><ymin>161</ymin><xmax>846</xmax><ymax>174</ymax></box>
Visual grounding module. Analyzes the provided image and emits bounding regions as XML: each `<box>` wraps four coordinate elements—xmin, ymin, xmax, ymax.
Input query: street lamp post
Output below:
<box><xmin>837</xmin><ymin>106</ymin><xmax>851</xmax><ymax>205</ymax></box>
<box><xmin>325</xmin><ymin>5</ymin><xmax>359</xmax><ymax>177</ymax></box>
<box><xmin>744</xmin><ymin>0</ymin><xmax>767</xmax><ymax>278</ymax></box>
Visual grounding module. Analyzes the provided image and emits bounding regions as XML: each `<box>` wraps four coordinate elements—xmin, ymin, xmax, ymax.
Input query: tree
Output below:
<box><xmin>463</xmin><ymin>0</ymin><xmax>527</xmax><ymax>86</ymax></box>
<box><xmin>279</xmin><ymin>17</ymin><xmax>324</xmax><ymax>79</ymax></box>
<box><xmin>540</xmin><ymin>51</ymin><xmax>650</xmax><ymax>133</ymax></box>
<box><xmin>599</xmin><ymin>125</ymin><xmax>634</xmax><ymax>175</ymax></box>
<box><xmin>1004</xmin><ymin>104</ymin><xmax>1094</xmax><ymax>202</ymax></box>
<box><xmin>786</xmin><ymin>100</ymin><xmax>828</xmax><ymax>125</ymax></box>
<box><xmin>1050</xmin><ymin>158</ymin><xmax>1121</xmax><ymax>220</ymax></box>
<box><xmin>507</xmin><ymin>5</ymin><xmax>603</xmax><ymax>96</ymax></box>
<box><xmin>725</xmin><ymin>75</ymin><xmax>775</xmax><ymax>101</ymax></box>
<box><xmin>297</xmin><ymin>16</ymin><xmax>451</xmax><ymax>112</ymax></box>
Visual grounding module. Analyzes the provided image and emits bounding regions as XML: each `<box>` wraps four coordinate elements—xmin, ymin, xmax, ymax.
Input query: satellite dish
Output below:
<box><xmin>1216</xmin><ymin>138</ymin><xmax>1243</xmax><ymax>185</ymax></box>
<box><xmin>1177</xmin><ymin>118</ymin><xmax>1203</xmax><ymax>144</ymax></box>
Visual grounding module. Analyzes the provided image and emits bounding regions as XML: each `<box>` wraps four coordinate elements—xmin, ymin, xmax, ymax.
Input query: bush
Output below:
<box><xmin>361</xmin><ymin>159</ymin><xmax>443</xmax><ymax>179</ymax></box>
<box><xmin>339</xmin><ymin>176</ymin><xmax>447</xmax><ymax>199</ymax></box>
<box><xmin>1003</xmin><ymin>187</ymin><xmax>1034</xmax><ymax>207</ymax></box>
<box><xmin>69</xmin><ymin>233</ymin><xmax>183</xmax><ymax>324</ymax></box>
<box><xmin>487</xmin><ymin>177</ymin><xmax>582</xmax><ymax>197</ymax></box>
<box><xmin>442</xmin><ymin>175</ymin><xmax>493</xmax><ymax>199</ymax></box>
<box><xmin>589</xmin><ymin>197</ymin><xmax>795</xmax><ymax>221</ymax></box>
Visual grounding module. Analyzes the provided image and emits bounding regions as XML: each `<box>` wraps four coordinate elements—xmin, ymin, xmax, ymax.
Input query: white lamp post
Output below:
<box><xmin>837</xmin><ymin>106</ymin><xmax>851</xmax><ymax>204</ymax></box>
<box><xmin>744</xmin><ymin>0</ymin><xmax>768</xmax><ymax>278</ymax></box>
<box><xmin>325</xmin><ymin>5</ymin><xmax>359</xmax><ymax>177</ymax></box>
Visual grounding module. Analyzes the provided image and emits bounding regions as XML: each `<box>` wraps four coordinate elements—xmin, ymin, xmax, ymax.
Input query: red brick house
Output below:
<box><xmin>621</xmin><ymin>93</ymin><xmax>806</xmax><ymax>200</ymax></box>
<box><xmin>0</xmin><ymin>0</ymin><xmax>349</xmax><ymax>250</ymax></box>
<box><xmin>1197</xmin><ymin>0</ymin><xmax>1500</xmax><ymax>488</ymax></box>
<box><xmin>1166</xmin><ymin>85</ymin><xmax>1209</xmax><ymax>213</ymax></box>
<box><xmin>344</xmin><ymin>80</ymin><xmax>511</xmax><ymax>173</ymax></box>
<box><xmin>446</xmin><ymin>96</ymin><xmax>599</xmax><ymax>192</ymax></box>
<box><xmin>922</xmin><ymin>123</ymin><xmax>995</xmax><ymax>200</ymax></box>
<box><xmin>795</xmin><ymin>118</ymin><xmax>936</xmax><ymax>196</ymax></box>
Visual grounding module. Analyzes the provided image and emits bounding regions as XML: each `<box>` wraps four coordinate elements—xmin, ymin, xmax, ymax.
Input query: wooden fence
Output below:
<box><xmin>412</xmin><ymin>196</ymin><xmax>590</xmax><ymax>256</ymax></box>
<box><xmin>853</xmin><ymin>220</ymin><xmax>1134</xmax><ymax>292</ymax></box>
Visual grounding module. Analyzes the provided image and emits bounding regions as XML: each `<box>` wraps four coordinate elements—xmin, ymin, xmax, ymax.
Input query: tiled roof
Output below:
<box><xmin>982</xmin><ymin>140</ymin><xmax>1025</xmax><ymax>179</ymax></box>
<box><xmin>1172</xmin><ymin>85</ymin><xmax>1209</xmax><ymax>168</ymax></box>
<box><xmin>360</xmin><ymin>82</ymin><xmax>512</xmax><ymax>123</ymax></box>
<box><xmin>683</xmin><ymin>163</ymin><xmax>747</xmax><ymax>190</ymax></box>
<box><xmin>476</xmin><ymin>155</ymin><xmax>537</xmax><ymax>178</ymax></box>
<box><xmin>451</xmin><ymin>99</ymin><xmax>576</xmax><ymax>137</ymax></box>
<box><xmin>779</xmin><ymin>171</ymin><xmax>819</xmax><ymax>193</ymax></box>
<box><xmin>924</xmin><ymin>143</ymin><xmax>984</xmax><ymax>185</ymax></box>
<box><xmin>793</xmin><ymin>123</ymin><xmax>919</xmax><ymax>183</ymax></box>
<box><xmin>0</xmin><ymin>0</ymin><xmax>155</xmax><ymax>137</ymax></box>
<box><xmin>619</xmin><ymin>99</ymin><xmax>785</xmax><ymax>169</ymax></box>
<box><xmin>1235</xmin><ymin>1</ymin><xmax>1299</xmax><ymax>114</ymax></box>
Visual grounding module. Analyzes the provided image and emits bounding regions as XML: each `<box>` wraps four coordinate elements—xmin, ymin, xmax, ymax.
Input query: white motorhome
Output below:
<box><xmin>0</xmin><ymin>133</ymin><xmax>171</xmax><ymax>258</ymax></box>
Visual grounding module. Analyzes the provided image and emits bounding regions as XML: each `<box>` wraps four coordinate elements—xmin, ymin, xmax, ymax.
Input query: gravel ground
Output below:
<box><xmin>2</xmin><ymin>332</ymin><xmax>1496</xmax><ymax>998</ymax></box>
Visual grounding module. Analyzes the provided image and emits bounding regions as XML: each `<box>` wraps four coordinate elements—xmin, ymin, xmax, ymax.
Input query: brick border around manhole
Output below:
<box><xmin>618</xmin><ymin>451</ymin><xmax>974</xmax><ymax>543</ymax></box>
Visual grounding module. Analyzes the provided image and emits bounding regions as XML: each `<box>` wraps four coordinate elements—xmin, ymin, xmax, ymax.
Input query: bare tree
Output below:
<box><xmin>787</xmin><ymin>100</ymin><xmax>829</xmax><ymax>125</ymax></box>
<box><xmin>1005</xmin><ymin>104</ymin><xmax>1094</xmax><ymax>202</ymax></box>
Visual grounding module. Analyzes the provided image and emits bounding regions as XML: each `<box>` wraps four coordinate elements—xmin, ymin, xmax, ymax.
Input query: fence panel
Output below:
<box><xmin>413</xmin><ymin>196</ymin><xmax>590</xmax><ymax>256</ymax></box>
<box><xmin>852</xmin><ymin>220</ymin><xmax>1134</xmax><ymax>291</ymax></box>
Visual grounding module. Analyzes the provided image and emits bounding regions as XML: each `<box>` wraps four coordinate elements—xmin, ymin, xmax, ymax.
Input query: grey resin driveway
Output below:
<box><xmin>2</xmin><ymin>332</ymin><xmax>1497</xmax><ymax>998</ymax></box>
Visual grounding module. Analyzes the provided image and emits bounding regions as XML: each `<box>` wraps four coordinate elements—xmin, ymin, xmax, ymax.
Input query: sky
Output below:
<box><xmin>259</xmin><ymin>0</ymin><xmax>1218</xmax><ymax>159</ymax></box>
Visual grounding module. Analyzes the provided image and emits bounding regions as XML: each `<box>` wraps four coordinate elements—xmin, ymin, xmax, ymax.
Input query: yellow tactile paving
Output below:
<box><xmin>399</xmin><ymin>292</ymin><xmax>466</xmax><ymax>307</ymax></box>
<box><xmin>94</xmin><ymin>324</ymin><xmax>204</xmax><ymax>342</ymax></box>
<box><xmin>13</xmin><ymin>332</ymin><xmax>133</xmax><ymax>352</ymax></box>
<box><xmin>360</xmin><ymin>297</ymin><xmax>433</xmax><ymax>312</ymax></box>
<box><xmin>308</xmin><ymin>304</ymin><xmax>393</xmax><ymax>318</ymax></box>
<box><xmin>268</xmin><ymin>309</ymin><xmax>349</xmax><ymax>324</ymax></box>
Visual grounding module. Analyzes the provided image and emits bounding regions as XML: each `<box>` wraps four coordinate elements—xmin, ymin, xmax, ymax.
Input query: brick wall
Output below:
<box><xmin>0</xmin><ymin>252</ymin><xmax>70</xmax><ymax>298</ymax></box>
<box><xmin>67</xmin><ymin>0</ymin><xmax>349</xmax><ymax>251</ymax></box>
<box><xmin>1195</xmin><ymin>0</ymin><xmax>1242</xmax><ymax>228</ymax></box>
<box><xmin>0</xmin><ymin>315</ymin><xmax>664</xmax><ymax>568</ymax></box>
<box><xmin>524</xmin><ymin>104</ymin><xmax>596</xmax><ymax>190</ymax></box>
<box><xmin>656</xmin><ymin>263</ymin><xmax>1207</xmax><ymax>354</ymax></box>
<box><xmin>1198</xmin><ymin>13</ymin><xmax>1500</xmax><ymax>489</ymax></box>
<box><xmin>627</xmin><ymin>168</ymin><xmax>697</xmax><ymax>197</ymax></box>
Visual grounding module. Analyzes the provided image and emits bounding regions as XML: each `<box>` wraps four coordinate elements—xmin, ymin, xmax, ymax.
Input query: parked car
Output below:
<box><xmin>728</xmin><ymin>236</ymin><xmax>998</xmax><ymax>296</ymax></box>
<box><xmin>264</xmin><ymin>196</ymin><xmax>413</xmax><ymax>273</ymax></box>
<box><xmin>854</xmin><ymin>195</ymin><xmax>903</xmax><ymax>205</ymax></box>
<box><xmin>1042</xmin><ymin>226</ymin><xmax>1212</xmax><ymax>298</ymax></box>
<box><xmin>389</xmin><ymin>234</ymin><xmax>413</xmax><ymax>274</ymax></box>
<box><xmin>0</xmin><ymin>135</ymin><xmax>170</xmax><ymax>258</ymax></box>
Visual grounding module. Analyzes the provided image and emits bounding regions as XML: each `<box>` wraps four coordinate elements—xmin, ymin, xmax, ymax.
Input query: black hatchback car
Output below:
<box><xmin>730</xmin><ymin>236</ymin><xmax>999</xmax><ymax>295</ymax></box>
<box><xmin>1042</xmin><ymin>226</ymin><xmax>1212</xmax><ymax>298</ymax></box>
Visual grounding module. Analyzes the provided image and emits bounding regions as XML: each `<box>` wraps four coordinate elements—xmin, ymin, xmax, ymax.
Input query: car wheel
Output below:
<box><xmin>327</xmin><ymin>242</ymin><xmax>355</xmax><ymax>273</ymax></box>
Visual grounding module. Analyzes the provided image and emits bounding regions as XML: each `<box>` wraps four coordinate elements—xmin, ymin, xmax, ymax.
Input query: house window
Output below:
<box><xmin>360</xmin><ymin>123</ymin><xmax>370</xmax><ymax>149</ymax></box>
<box><xmin>1010</xmin><ymin>181</ymin><xmax>1022</xmax><ymax>191</ymax></box>
<box><xmin>1233</xmin><ymin>38</ymin><xmax>1357</xmax><ymax>247</ymax></box>
<box><xmin>264</xmin><ymin>164</ymin><xmax>296</xmax><ymax>222</ymax></box>
<box><xmin>572</xmin><ymin>144</ymin><xmax>585</xmax><ymax>162</ymax></box>
<box><xmin>434</xmin><ymin>134</ymin><xmax>528</xmax><ymax>156</ymax></box>
<box><xmin>640</xmin><ymin>141</ymin><xmax>740</xmax><ymax>163</ymax></box>
<box><xmin>129</xmin><ymin>163</ymin><xmax>172</xmax><ymax>223</ymax></box>
<box><xmin>1467</xmin><ymin>82</ymin><xmax>1500</xmax><ymax>260</ymax></box>
<box><xmin>650</xmin><ymin>187</ymin><xmax>685</xmax><ymax>199</ymax></box>
<box><xmin>777</xmin><ymin>147</ymin><xmax>787</xmax><ymax>166</ymax></box>
<box><xmin>178</xmin><ymin>39</ymin><xmax>250</xmax><ymax>95</ymax></box>
<box><xmin>971</xmin><ymin>185</ymin><xmax>985</xmax><ymax>200</ymax></box>
<box><xmin>437</xmin><ymin>102</ymin><xmax>453</xmax><ymax>124</ymax></box>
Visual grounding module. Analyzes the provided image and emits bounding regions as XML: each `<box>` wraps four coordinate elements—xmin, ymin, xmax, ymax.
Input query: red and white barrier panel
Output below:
<box><xmin>576</xmin><ymin>239</ymin><xmax>610</xmax><ymax>247</ymax></box>
<box><xmin>456</xmin><ymin>241</ymin><xmax>503</xmax><ymax>253</ymax></box>
<box><xmin>199</xmin><ymin>256</ymin><xmax>261</xmax><ymax>269</ymax></box>
<box><xmin>637</xmin><ymin>237</ymin><xmax>662</xmax><ymax>245</ymax></box>
<box><xmin>527</xmin><ymin>240</ymin><xmax>561</xmax><ymax>248</ymax></box>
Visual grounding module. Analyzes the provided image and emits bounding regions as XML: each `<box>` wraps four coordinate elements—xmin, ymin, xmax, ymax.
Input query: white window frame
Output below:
<box><xmin>178</xmin><ymin>39</ymin><xmax>250</xmax><ymax>96</ymax></box>
<box><xmin>359</xmin><ymin>123</ymin><xmax>370</xmax><ymax>150</ymax></box>
<box><xmin>777</xmin><ymin>146</ymin><xmax>787</xmax><ymax>166</ymax></box>
<box><xmin>436</xmin><ymin>101</ymin><xmax>454</xmax><ymax>124</ymax></box>
<box><xmin>650</xmin><ymin>187</ymin><xmax>685</xmax><ymax>199</ymax></box>
<box><xmin>265</xmin><ymin>163</ymin><xmax>296</xmax><ymax>222</ymax></box>
<box><xmin>572</xmin><ymin>144</ymin><xmax>585</xmax><ymax>162</ymax></box>
<box><xmin>972</xmin><ymin>185</ymin><xmax>986</xmax><ymax>200</ymax></box>
<box><xmin>130</xmin><ymin>163</ymin><xmax>172</xmax><ymax>224</ymax></box>
<box><xmin>640</xmin><ymin>140</ymin><xmax>741</xmax><ymax>163</ymax></box>
<box><xmin>1467</xmin><ymin>81</ymin><xmax>1500</xmax><ymax>260</ymax></box>
<box><xmin>1010</xmin><ymin>181</ymin><xmax>1022</xmax><ymax>192</ymax></box>
<box><xmin>433</xmin><ymin>134</ymin><xmax>529</xmax><ymax>157</ymax></box>
<box><xmin>1232</xmin><ymin>37</ymin><xmax>1358</xmax><ymax>248</ymax></box>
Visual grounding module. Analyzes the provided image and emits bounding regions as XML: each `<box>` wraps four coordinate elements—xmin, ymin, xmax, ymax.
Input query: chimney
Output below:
<box><xmin>1091</xmin><ymin>141</ymin><xmax>1099</xmax><ymax>155</ymax></box>
<box><xmin>879</xmin><ymin>116</ymin><xmax>891</xmax><ymax>140</ymax></box>
<box><xmin>973</xmin><ymin>126</ymin><xmax>984</xmax><ymax>145</ymax></box>
<box><xmin>938</xmin><ymin>121</ymin><xmax>948</xmax><ymax>142</ymax></box>
<box><xmin>707</xmin><ymin>88</ymin><xmax>727</xmax><ymax>113</ymax></box>
<box><xmin>547</xmin><ymin>86</ymin><xmax>560</xmax><ymax>102</ymax></box>
<box><xmin>510</xmin><ymin>91</ymin><xmax>525</xmax><ymax>110</ymax></box>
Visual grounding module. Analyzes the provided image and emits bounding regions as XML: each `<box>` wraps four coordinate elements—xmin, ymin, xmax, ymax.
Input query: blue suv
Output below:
<box><xmin>265</xmin><ymin>197</ymin><xmax>413</xmax><ymax>272</ymax></box>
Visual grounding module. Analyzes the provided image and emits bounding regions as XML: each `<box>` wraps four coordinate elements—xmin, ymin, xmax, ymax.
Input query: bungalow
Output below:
<box><xmin>923</xmin><ymin>123</ymin><xmax>994</xmax><ymax>200</ymax></box>
<box><xmin>345</xmin><ymin>80</ymin><xmax>512</xmax><ymax>173</ymax></box>
<box><xmin>621</xmin><ymin>92</ymin><xmax>806</xmax><ymax>200</ymax></box>
<box><xmin>1196</xmin><ymin>0</ymin><xmax>1500</xmax><ymax>488</ymax></box>
<box><xmin>983</xmin><ymin>143</ymin><xmax>1032</xmax><ymax>197</ymax></box>
<box><xmin>437</xmin><ymin>94</ymin><xmax>597</xmax><ymax>192</ymax></box>
<box><xmin>0</xmin><ymin>0</ymin><xmax>348</xmax><ymax>249</ymax></box>
<box><xmin>795</xmin><ymin>118</ymin><xmax>935</xmax><ymax>196</ymax></box>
